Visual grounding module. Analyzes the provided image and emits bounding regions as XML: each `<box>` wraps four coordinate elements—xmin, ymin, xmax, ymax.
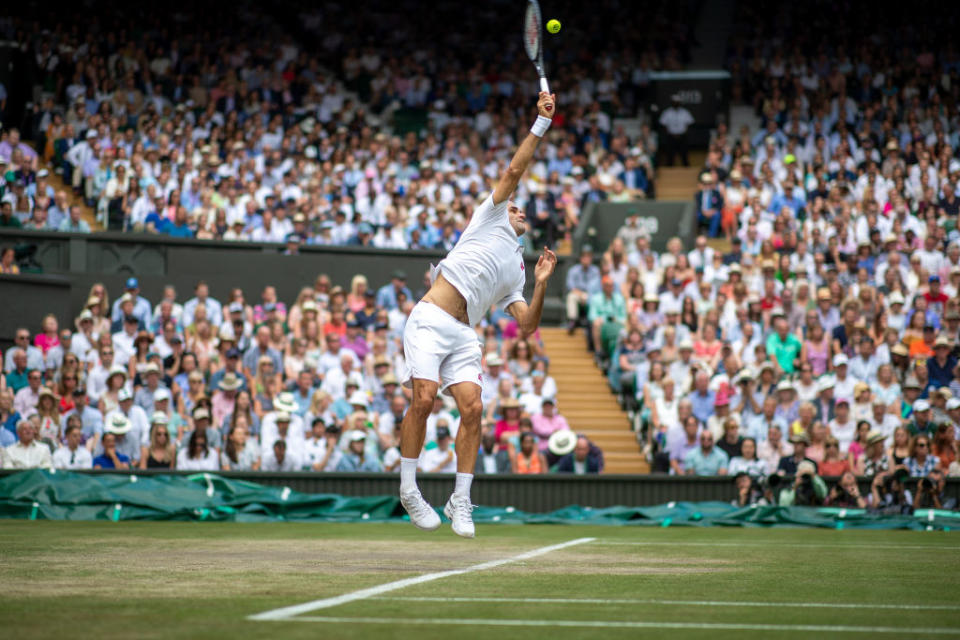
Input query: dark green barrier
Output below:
<box><xmin>0</xmin><ymin>229</ymin><xmax>570</xmax><ymax>345</ymax></box>
<box><xmin>574</xmin><ymin>200</ymin><xmax>695</xmax><ymax>256</ymax></box>
<box><xmin>2</xmin><ymin>469</ymin><xmax>958</xmax><ymax>513</ymax></box>
<box><xmin>1</xmin><ymin>470</ymin><xmax>957</xmax><ymax>530</ymax></box>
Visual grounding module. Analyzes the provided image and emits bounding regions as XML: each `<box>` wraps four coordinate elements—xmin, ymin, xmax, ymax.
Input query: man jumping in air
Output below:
<box><xmin>399</xmin><ymin>91</ymin><xmax>558</xmax><ymax>538</ymax></box>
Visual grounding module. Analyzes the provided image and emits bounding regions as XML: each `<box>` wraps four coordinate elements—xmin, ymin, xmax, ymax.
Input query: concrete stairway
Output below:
<box><xmin>540</xmin><ymin>326</ymin><xmax>649</xmax><ymax>474</ymax></box>
<box><xmin>655</xmin><ymin>151</ymin><xmax>706</xmax><ymax>201</ymax></box>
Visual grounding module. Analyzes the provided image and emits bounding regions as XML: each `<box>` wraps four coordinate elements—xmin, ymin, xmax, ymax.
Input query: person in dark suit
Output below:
<box><xmin>618</xmin><ymin>156</ymin><xmax>650</xmax><ymax>198</ymax></box>
<box><xmin>526</xmin><ymin>185</ymin><xmax>560</xmax><ymax>249</ymax></box>
<box><xmin>777</xmin><ymin>432</ymin><xmax>818</xmax><ymax>475</ymax></box>
<box><xmin>474</xmin><ymin>428</ymin><xmax>511</xmax><ymax>474</ymax></box>
<box><xmin>694</xmin><ymin>172</ymin><xmax>723</xmax><ymax>238</ymax></box>
<box><xmin>555</xmin><ymin>435</ymin><xmax>603</xmax><ymax>474</ymax></box>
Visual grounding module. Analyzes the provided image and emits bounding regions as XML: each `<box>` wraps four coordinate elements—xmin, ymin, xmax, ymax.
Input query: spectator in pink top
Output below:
<box><xmin>33</xmin><ymin>314</ymin><xmax>60</xmax><ymax>356</ymax></box>
<box><xmin>530</xmin><ymin>397</ymin><xmax>570</xmax><ymax>453</ymax></box>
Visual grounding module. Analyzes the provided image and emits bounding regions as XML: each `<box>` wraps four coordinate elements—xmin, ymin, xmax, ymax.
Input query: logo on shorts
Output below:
<box><xmin>478</xmin><ymin>373</ymin><xmax>483</xmax><ymax>383</ymax></box>
<box><xmin>520</xmin><ymin>261</ymin><xmax>525</xmax><ymax>271</ymax></box>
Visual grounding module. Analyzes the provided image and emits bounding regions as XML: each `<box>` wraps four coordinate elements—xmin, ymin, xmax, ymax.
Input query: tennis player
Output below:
<box><xmin>399</xmin><ymin>91</ymin><xmax>558</xmax><ymax>538</ymax></box>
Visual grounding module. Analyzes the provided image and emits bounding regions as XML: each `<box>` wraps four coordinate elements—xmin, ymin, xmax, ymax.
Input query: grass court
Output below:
<box><xmin>1</xmin><ymin>521</ymin><xmax>958</xmax><ymax>639</ymax></box>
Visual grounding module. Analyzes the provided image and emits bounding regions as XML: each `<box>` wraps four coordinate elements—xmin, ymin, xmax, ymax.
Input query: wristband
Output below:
<box><xmin>530</xmin><ymin>115</ymin><xmax>552</xmax><ymax>137</ymax></box>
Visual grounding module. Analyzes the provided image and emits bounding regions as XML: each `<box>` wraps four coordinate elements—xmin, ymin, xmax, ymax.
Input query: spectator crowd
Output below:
<box><xmin>0</xmin><ymin>0</ymin><xmax>683</xmax><ymax>252</ymax></box>
<box><xmin>0</xmin><ymin>271</ymin><xmax>600</xmax><ymax>475</ymax></box>
<box><xmin>558</xmin><ymin>7</ymin><xmax>960</xmax><ymax>511</ymax></box>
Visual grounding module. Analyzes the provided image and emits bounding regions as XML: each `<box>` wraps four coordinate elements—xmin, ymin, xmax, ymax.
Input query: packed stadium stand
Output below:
<box><xmin>0</xmin><ymin>0</ymin><xmax>957</xmax><ymax>515</ymax></box>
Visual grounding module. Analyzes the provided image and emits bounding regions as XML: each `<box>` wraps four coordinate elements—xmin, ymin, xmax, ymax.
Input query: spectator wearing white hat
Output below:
<box><xmin>180</xmin><ymin>407</ymin><xmax>222</xmax><ymax>453</ymax></box>
<box><xmin>828</xmin><ymin>398</ymin><xmax>857</xmax><ymax>454</ymax></box>
<box><xmin>259</xmin><ymin>404</ymin><xmax>304</xmax><ymax>462</ymax></box>
<box><xmin>337</xmin><ymin>430</ymin><xmax>383</xmax><ymax>472</ymax></box>
<box><xmin>94</xmin><ymin>415</ymin><xmax>136</xmax><ymax>469</ymax></box>
<box><xmin>480</xmin><ymin>352</ymin><xmax>509</xmax><ymax>408</ymax></box>
<box><xmin>831</xmin><ymin>353</ymin><xmax>856</xmax><ymax>400</ymax></box>
<box><xmin>133</xmin><ymin>362</ymin><xmax>168</xmax><ymax>416</ymax></box>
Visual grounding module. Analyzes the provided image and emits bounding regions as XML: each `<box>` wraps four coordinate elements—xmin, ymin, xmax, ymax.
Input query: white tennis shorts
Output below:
<box><xmin>402</xmin><ymin>301</ymin><xmax>482</xmax><ymax>395</ymax></box>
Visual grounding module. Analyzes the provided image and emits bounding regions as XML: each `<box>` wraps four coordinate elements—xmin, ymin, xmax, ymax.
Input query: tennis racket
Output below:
<box><xmin>523</xmin><ymin>0</ymin><xmax>550</xmax><ymax>94</ymax></box>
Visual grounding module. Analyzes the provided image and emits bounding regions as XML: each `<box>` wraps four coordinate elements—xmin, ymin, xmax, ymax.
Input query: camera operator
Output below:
<box><xmin>869</xmin><ymin>468</ymin><xmax>913</xmax><ymax>515</ymax></box>
<box><xmin>732</xmin><ymin>471</ymin><xmax>768</xmax><ymax>507</ymax></box>
<box><xmin>913</xmin><ymin>472</ymin><xmax>944</xmax><ymax>510</ymax></box>
<box><xmin>778</xmin><ymin>460</ymin><xmax>827</xmax><ymax>506</ymax></box>
<box><xmin>826</xmin><ymin>470</ymin><xmax>867</xmax><ymax>508</ymax></box>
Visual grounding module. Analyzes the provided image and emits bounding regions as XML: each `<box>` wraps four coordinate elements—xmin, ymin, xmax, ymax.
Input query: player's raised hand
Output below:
<box><xmin>535</xmin><ymin>246</ymin><xmax>557</xmax><ymax>284</ymax></box>
<box><xmin>537</xmin><ymin>92</ymin><xmax>556</xmax><ymax>117</ymax></box>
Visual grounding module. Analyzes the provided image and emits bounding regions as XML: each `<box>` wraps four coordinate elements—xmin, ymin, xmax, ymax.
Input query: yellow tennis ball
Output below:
<box><xmin>547</xmin><ymin>19</ymin><xmax>561</xmax><ymax>34</ymax></box>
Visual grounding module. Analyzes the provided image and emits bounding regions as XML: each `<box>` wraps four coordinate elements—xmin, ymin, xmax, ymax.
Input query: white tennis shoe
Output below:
<box><xmin>400</xmin><ymin>489</ymin><xmax>441</xmax><ymax>531</ymax></box>
<box><xmin>444</xmin><ymin>493</ymin><xmax>475</xmax><ymax>538</ymax></box>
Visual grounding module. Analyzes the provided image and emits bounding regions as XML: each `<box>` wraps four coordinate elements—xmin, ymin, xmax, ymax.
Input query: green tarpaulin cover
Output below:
<box><xmin>1</xmin><ymin>470</ymin><xmax>958</xmax><ymax>530</ymax></box>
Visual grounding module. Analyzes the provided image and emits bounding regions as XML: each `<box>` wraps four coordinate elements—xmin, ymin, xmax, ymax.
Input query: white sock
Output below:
<box><xmin>454</xmin><ymin>472</ymin><xmax>473</xmax><ymax>499</ymax></box>
<box><xmin>400</xmin><ymin>457</ymin><xmax>419</xmax><ymax>494</ymax></box>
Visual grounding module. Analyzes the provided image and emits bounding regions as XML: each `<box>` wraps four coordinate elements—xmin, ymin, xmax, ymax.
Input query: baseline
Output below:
<box><xmin>247</xmin><ymin>536</ymin><xmax>595</xmax><ymax>621</ymax></box>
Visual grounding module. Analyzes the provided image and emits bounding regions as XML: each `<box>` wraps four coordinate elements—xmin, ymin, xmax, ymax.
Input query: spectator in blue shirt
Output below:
<box><xmin>694</xmin><ymin>173</ymin><xmax>723</xmax><ymax>237</ymax></box>
<box><xmin>375</xmin><ymin>271</ymin><xmax>413</xmax><ymax>311</ymax></box>
<box><xmin>689</xmin><ymin>370</ymin><xmax>716</xmax><ymax>424</ymax></box>
<box><xmin>92</xmin><ymin>432</ymin><xmax>131</xmax><ymax>469</ymax></box>
<box><xmin>564</xmin><ymin>245</ymin><xmax>601</xmax><ymax>332</ymax></box>
<box><xmin>57</xmin><ymin>205</ymin><xmax>91</xmax><ymax>233</ymax></box>
<box><xmin>164</xmin><ymin>206</ymin><xmax>194</xmax><ymax>238</ymax></box>
<box><xmin>926</xmin><ymin>336</ymin><xmax>957</xmax><ymax>388</ymax></box>
<box><xmin>336</xmin><ymin>430</ymin><xmax>383</xmax><ymax>471</ymax></box>
<box><xmin>683</xmin><ymin>430</ymin><xmax>729</xmax><ymax>475</ymax></box>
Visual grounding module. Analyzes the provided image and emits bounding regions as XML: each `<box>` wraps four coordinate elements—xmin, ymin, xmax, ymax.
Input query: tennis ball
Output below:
<box><xmin>547</xmin><ymin>19</ymin><xmax>561</xmax><ymax>34</ymax></box>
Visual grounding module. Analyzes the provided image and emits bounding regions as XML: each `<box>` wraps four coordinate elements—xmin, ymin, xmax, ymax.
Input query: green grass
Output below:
<box><xmin>1</xmin><ymin>521</ymin><xmax>958</xmax><ymax>639</ymax></box>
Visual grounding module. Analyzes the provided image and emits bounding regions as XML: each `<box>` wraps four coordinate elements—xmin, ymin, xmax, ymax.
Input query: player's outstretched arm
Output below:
<box><xmin>507</xmin><ymin>246</ymin><xmax>558</xmax><ymax>338</ymax></box>
<box><xmin>492</xmin><ymin>92</ymin><xmax>555</xmax><ymax>205</ymax></box>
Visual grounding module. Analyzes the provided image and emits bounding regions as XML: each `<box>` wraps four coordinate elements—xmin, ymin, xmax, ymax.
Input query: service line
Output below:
<box><xmin>284</xmin><ymin>616</ymin><xmax>960</xmax><ymax>635</ymax></box>
<box><xmin>372</xmin><ymin>595</ymin><xmax>960</xmax><ymax>611</ymax></box>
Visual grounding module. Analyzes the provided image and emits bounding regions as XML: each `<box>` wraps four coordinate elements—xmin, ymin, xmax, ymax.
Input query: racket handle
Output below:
<box><xmin>540</xmin><ymin>77</ymin><xmax>550</xmax><ymax>94</ymax></box>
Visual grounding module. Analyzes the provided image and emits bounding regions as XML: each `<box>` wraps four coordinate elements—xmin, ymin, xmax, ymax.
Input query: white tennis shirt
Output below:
<box><xmin>434</xmin><ymin>195</ymin><xmax>526</xmax><ymax>327</ymax></box>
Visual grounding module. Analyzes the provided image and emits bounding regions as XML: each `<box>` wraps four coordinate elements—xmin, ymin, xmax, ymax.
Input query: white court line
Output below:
<box><xmin>247</xmin><ymin>536</ymin><xmax>595</xmax><ymax>621</ymax></box>
<box><xmin>593</xmin><ymin>541</ymin><xmax>959</xmax><ymax>550</ymax></box>
<box><xmin>285</xmin><ymin>616</ymin><xmax>960</xmax><ymax>635</ymax></box>
<box><xmin>371</xmin><ymin>596</ymin><xmax>960</xmax><ymax>611</ymax></box>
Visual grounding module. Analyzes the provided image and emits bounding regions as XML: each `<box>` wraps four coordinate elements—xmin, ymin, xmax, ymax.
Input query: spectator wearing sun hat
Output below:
<box><xmin>336</xmin><ymin>430</ymin><xmax>383</xmax><ymax>472</ymax></box>
<box><xmin>927</xmin><ymin>335</ymin><xmax>957</xmax><ymax>389</ymax></box>
<box><xmin>906</xmin><ymin>399</ymin><xmax>935</xmax><ymax>438</ymax></box>
<box><xmin>831</xmin><ymin>353</ymin><xmax>856</xmax><ymax>401</ymax></box>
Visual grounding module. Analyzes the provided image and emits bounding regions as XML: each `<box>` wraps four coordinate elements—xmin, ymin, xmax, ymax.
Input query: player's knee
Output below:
<box><xmin>459</xmin><ymin>397</ymin><xmax>483</xmax><ymax>424</ymax></box>
<box><xmin>411</xmin><ymin>388</ymin><xmax>436</xmax><ymax>414</ymax></box>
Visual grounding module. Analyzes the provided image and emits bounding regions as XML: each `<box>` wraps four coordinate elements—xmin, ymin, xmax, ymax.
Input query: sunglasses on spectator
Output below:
<box><xmin>916</xmin><ymin>442</ymin><xmax>928</xmax><ymax>448</ymax></box>
<box><xmin>102</xmin><ymin>351</ymin><xmax>114</xmax><ymax>356</ymax></box>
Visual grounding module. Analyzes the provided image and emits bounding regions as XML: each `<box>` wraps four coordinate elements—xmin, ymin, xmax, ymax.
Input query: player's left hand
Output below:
<box><xmin>535</xmin><ymin>246</ymin><xmax>557</xmax><ymax>284</ymax></box>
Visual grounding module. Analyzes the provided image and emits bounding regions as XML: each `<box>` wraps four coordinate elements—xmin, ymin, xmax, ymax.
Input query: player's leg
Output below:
<box><xmin>398</xmin><ymin>377</ymin><xmax>442</xmax><ymax>530</ymax></box>
<box><xmin>447</xmin><ymin>380</ymin><xmax>483</xmax><ymax>476</ymax></box>
<box><xmin>398</xmin><ymin>305</ymin><xmax>445</xmax><ymax>531</ymax></box>
<box><xmin>400</xmin><ymin>377</ymin><xmax>439</xmax><ymax>460</ymax></box>
<box><xmin>437</xmin><ymin>338</ymin><xmax>484</xmax><ymax>538</ymax></box>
